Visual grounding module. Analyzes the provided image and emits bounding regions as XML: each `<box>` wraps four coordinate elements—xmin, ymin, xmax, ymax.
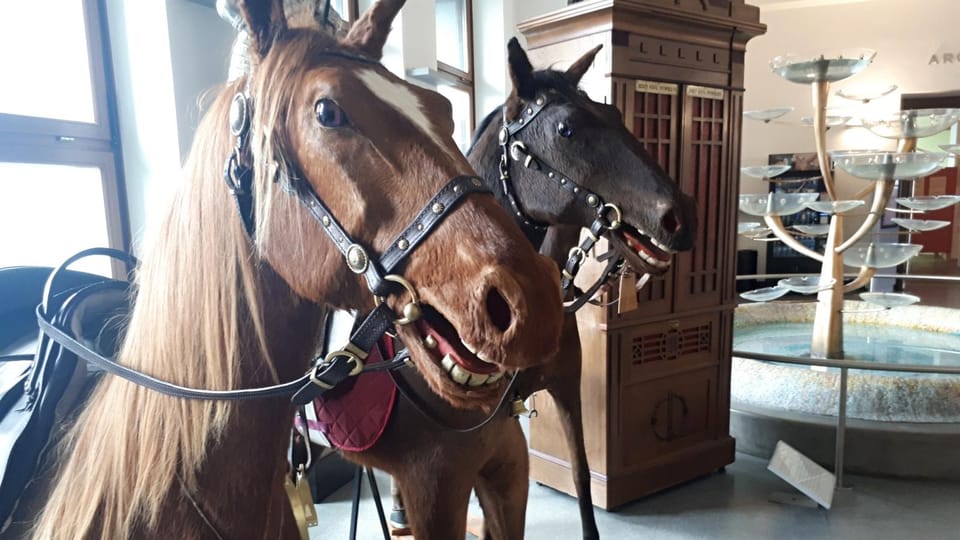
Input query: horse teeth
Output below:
<box><xmin>449</xmin><ymin>364</ymin><xmax>471</xmax><ymax>384</ymax></box>
<box><xmin>441</xmin><ymin>354</ymin><xmax>455</xmax><ymax>373</ymax></box>
<box><xmin>461</xmin><ymin>340</ymin><xmax>479</xmax><ymax>355</ymax></box>
<box><xmin>467</xmin><ymin>373</ymin><xmax>489</xmax><ymax>386</ymax></box>
<box><xmin>485</xmin><ymin>371</ymin><xmax>504</xmax><ymax>384</ymax></box>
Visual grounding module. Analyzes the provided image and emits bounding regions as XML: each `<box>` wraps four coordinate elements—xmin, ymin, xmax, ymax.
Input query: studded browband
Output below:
<box><xmin>497</xmin><ymin>91</ymin><xmax>625</xmax><ymax>311</ymax></box>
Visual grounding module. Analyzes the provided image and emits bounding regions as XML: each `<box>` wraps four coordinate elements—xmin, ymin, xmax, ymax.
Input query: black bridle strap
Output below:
<box><xmin>387</xmin><ymin>348</ymin><xmax>521</xmax><ymax>433</ymax></box>
<box><xmin>36</xmin><ymin>303</ymin><xmax>407</xmax><ymax>402</ymax></box>
<box><xmin>291</xmin><ymin>174</ymin><xmax>490</xmax><ymax>297</ymax></box>
<box><xmin>563</xmin><ymin>251</ymin><xmax>623</xmax><ymax>313</ymax></box>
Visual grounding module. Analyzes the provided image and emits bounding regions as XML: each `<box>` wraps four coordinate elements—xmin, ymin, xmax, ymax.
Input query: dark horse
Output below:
<box><xmin>341</xmin><ymin>38</ymin><xmax>697</xmax><ymax>539</ymax></box>
<box><xmin>8</xmin><ymin>1</ymin><xmax>564</xmax><ymax>538</ymax></box>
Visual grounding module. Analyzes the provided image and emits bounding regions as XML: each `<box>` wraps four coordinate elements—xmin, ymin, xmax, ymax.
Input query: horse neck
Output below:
<box><xmin>161</xmin><ymin>267</ymin><xmax>323</xmax><ymax>538</ymax></box>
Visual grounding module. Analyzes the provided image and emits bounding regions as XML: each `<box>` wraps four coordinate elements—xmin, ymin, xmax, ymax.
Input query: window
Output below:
<box><xmin>0</xmin><ymin>0</ymin><xmax>127</xmax><ymax>276</ymax></box>
<box><xmin>435</xmin><ymin>0</ymin><xmax>475</xmax><ymax>151</ymax></box>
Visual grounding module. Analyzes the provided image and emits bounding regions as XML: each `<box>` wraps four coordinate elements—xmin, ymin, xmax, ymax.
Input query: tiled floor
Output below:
<box><xmin>310</xmin><ymin>452</ymin><xmax>960</xmax><ymax>539</ymax></box>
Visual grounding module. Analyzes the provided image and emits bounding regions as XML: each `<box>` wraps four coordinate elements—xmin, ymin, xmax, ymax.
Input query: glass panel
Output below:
<box><xmin>437</xmin><ymin>85</ymin><xmax>471</xmax><ymax>153</ymax></box>
<box><xmin>436</xmin><ymin>0</ymin><xmax>469</xmax><ymax>72</ymax></box>
<box><xmin>0</xmin><ymin>162</ymin><xmax>111</xmax><ymax>276</ymax></box>
<box><xmin>0</xmin><ymin>1</ymin><xmax>96</xmax><ymax>123</ymax></box>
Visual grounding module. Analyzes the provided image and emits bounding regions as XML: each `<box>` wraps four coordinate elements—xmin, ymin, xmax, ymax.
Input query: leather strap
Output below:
<box><xmin>387</xmin><ymin>349</ymin><xmax>520</xmax><ymax>433</ymax></box>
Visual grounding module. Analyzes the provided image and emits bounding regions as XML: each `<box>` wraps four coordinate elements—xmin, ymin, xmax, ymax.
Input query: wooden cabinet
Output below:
<box><xmin>519</xmin><ymin>0</ymin><xmax>764</xmax><ymax>509</ymax></box>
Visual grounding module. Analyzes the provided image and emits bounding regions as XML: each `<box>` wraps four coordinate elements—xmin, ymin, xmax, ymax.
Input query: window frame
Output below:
<box><xmin>0</xmin><ymin>0</ymin><xmax>130</xmax><ymax>274</ymax></box>
<box><xmin>435</xmin><ymin>0</ymin><xmax>475</xmax><ymax>137</ymax></box>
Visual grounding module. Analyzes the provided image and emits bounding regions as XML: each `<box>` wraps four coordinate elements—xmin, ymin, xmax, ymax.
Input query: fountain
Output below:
<box><xmin>732</xmin><ymin>50</ymin><xmax>960</xmax><ymax>483</ymax></box>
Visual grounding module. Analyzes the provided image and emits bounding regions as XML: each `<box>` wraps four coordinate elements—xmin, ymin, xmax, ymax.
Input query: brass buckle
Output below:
<box><xmin>311</xmin><ymin>342</ymin><xmax>367</xmax><ymax>388</ymax></box>
<box><xmin>374</xmin><ymin>274</ymin><xmax>422</xmax><ymax>326</ymax></box>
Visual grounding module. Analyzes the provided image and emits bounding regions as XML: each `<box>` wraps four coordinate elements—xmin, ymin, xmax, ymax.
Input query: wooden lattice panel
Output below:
<box><xmin>675</xmin><ymin>90</ymin><xmax>727</xmax><ymax>310</ymax></box>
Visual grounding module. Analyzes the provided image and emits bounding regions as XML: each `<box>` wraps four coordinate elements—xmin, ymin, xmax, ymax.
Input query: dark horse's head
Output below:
<box><xmin>469</xmin><ymin>38</ymin><xmax>697</xmax><ymax>275</ymax></box>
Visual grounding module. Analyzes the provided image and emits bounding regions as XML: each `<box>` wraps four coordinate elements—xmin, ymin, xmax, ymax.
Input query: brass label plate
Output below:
<box><xmin>635</xmin><ymin>79</ymin><xmax>679</xmax><ymax>96</ymax></box>
<box><xmin>686</xmin><ymin>85</ymin><xmax>725</xmax><ymax>100</ymax></box>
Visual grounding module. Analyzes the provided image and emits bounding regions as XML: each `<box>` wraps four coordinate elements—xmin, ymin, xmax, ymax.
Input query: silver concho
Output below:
<box><xmin>345</xmin><ymin>244</ymin><xmax>369</xmax><ymax>274</ymax></box>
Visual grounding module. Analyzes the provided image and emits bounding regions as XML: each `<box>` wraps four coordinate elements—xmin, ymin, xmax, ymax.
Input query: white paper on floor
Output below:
<box><xmin>767</xmin><ymin>440</ymin><xmax>836</xmax><ymax>509</ymax></box>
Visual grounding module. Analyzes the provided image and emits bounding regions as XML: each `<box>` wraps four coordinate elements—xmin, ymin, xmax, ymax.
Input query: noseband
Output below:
<box><xmin>496</xmin><ymin>91</ymin><xmax>625</xmax><ymax>311</ymax></box>
<box><xmin>37</xmin><ymin>49</ymin><xmax>496</xmax><ymax>406</ymax></box>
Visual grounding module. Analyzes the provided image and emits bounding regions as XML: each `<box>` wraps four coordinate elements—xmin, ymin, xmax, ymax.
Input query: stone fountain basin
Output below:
<box><xmin>731</xmin><ymin>301</ymin><xmax>960</xmax><ymax>479</ymax></box>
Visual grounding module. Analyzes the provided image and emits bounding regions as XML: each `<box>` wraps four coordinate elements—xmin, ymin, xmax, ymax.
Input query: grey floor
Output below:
<box><xmin>309</xmin><ymin>452</ymin><xmax>960</xmax><ymax>539</ymax></box>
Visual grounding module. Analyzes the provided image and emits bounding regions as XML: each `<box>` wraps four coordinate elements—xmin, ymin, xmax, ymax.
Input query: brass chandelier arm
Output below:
<box><xmin>834</xmin><ymin>179</ymin><xmax>894</xmax><ymax>253</ymax></box>
<box><xmin>813</xmin><ymin>80</ymin><xmax>839</xmax><ymax>201</ymax></box>
<box><xmin>842</xmin><ymin>265</ymin><xmax>876</xmax><ymax>293</ymax></box>
<box><xmin>763</xmin><ymin>215</ymin><xmax>825</xmax><ymax>262</ymax></box>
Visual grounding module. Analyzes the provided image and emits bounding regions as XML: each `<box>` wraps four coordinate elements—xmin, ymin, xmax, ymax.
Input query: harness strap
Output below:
<box><xmin>387</xmin><ymin>348</ymin><xmax>522</xmax><ymax>433</ymax></box>
<box><xmin>36</xmin><ymin>301</ymin><xmax>407</xmax><ymax>402</ymax></box>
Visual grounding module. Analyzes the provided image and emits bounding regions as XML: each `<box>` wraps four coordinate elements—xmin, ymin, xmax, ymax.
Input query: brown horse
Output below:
<box><xmin>333</xmin><ymin>39</ymin><xmax>697</xmax><ymax>540</ymax></box>
<box><xmin>13</xmin><ymin>2</ymin><xmax>563</xmax><ymax>538</ymax></box>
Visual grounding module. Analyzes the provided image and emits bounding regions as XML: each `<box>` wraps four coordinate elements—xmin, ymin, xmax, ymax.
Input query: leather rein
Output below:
<box><xmin>495</xmin><ymin>91</ymin><xmax>626</xmax><ymax>313</ymax></box>
<box><xmin>35</xmin><ymin>49</ymin><xmax>491</xmax><ymax>407</ymax></box>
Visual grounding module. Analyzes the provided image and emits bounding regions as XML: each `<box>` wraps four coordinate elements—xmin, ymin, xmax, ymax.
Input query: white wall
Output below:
<box><xmin>105</xmin><ymin>0</ymin><xmax>182</xmax><ymax>250</ymax></box>
<box><xmin>165</xmin><ymin>0</ymin><xmax>235</xmax><ymax>161</ymax></box>
<box><xmin>741</xmin><ymin>0</ymin><xmax>960</xmax><ymax>270</ymax></box>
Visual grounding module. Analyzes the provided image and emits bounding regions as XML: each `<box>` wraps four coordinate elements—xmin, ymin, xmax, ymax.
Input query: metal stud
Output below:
<box><xmin>526</xmin><ymin>108</ymin><xmax>533</xmax><ymax>115</ymax></box>
<box><xmin>432</xmin><ymin>202</ymin><xmax>445</xmax><ymax>214</ymax></box>
<box><xmin>586</xmin><ymin>194</ymin><xmax>599</xmax><ymax>207</ymax></box>
<box><xmin>471</xmin><ymin>177</ymin><xmax>482</xmax><ymax>187</ymax></box>
<box><xmin>573</xmin><ymin>187</ymin><xmax>580</xmax><ymax>194</ymax></box>
<box><xmin>397</xmin><ymin>238</ymin><xmax>410</xmax><ymax>250</ymax></box>
<box><xmin>345</xmin><ymin>244</ymin><xmax>369</xmax><ymax>274</ymax></box>
<box><xmin>453</xmin><ymin>185</ymin><xmax>462</xmax><ymax>194</ymax></box>
<box><xmin>321</xmin><ymin>216</ymin><xmax>331</xmax><ymax>227</ymax></box>
<box><xmin>518</xmin><ymin>118</ymin><xmax>524</xmax><ymax>124</ymax></box>
<box><xmin>536</xmin><ymin>96</ymin><xmax>544</xmax><ymax>105</ymax></box>
<box><xmin>560</xmin><ymin>178</ymin><xmax>568</xmax><ymax>185</ymax></box>
<box><xmin>548</xmin><ymin>172</ymin><xmax>555</xmax><ymax>178</ymax></box>
<box><xmin>338</xmin><ymin>236</ymin><xmax>345</xmax><ymax>244</ymax></box>
<box><xmin>416</xmin><ymin>223</ymin><xmax>425</xmax><ymax>231</ymax></box>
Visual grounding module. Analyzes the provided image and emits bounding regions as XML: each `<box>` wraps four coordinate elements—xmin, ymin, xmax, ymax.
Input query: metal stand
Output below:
<box><xmin>835</xmin><ymin>367</ymin><xmax>849</xmax><ymax>490</ymax></box>
<box><xmin>349</xmin><ymin>466</ymin><xmax>390</xmax><ymax>540</ymax></box>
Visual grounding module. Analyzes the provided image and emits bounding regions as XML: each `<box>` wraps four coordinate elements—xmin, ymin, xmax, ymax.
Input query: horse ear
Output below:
<box><xmin>507</xmin><ymin>38</ymin><xmax>536</xmax><ymax>100</ymax></box>
<box><xmin>344</xmin><ymin>0</ymin><xmax>406</xmax><ymax>59</ymax></box>
<box><xmin>565</xmin><ymin>44</ymin><xmax>602</xmax><ymax>85</ymax></box>
<box><xmin>236</xmin><ymin>0</ymin><xmax>287</xmax><ymax>58</ymax></box>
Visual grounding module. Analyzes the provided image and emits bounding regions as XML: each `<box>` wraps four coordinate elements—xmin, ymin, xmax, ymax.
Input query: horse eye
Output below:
<box><xmin>315</xmin><ymin>99</ymin><xmax>348</xmax><ymax>128</ymax></box>
<box><xmin>557</xmin><ymin>121</ymin><xmax>573</xmax><ymax>138</ymax></box>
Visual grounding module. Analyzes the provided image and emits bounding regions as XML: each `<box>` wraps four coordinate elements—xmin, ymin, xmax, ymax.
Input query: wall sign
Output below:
<box><xmin>686</xmin><ymin>85</ymin><xmax>724</xmax><ymax>100</ymax></box>
<box><xmin>928</xmin><ymin>51</ymin><xmax>960</xmax><ymax>65</ymax></box>
<box><xmin>635</xmin><ymin>79</ymin><xmax>679</xmax><ymax>96</ymax></box>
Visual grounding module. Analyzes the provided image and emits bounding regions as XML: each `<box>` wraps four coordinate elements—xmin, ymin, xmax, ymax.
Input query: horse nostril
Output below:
<box><xmin>661</xmin><ymin>208</ymin><xmax>681</xmax><ymax>234</ymax></box>
<box><xmin>485</xmin><ymin>288</ymin><xmax>513</xmax><ymax>333</ymax></box>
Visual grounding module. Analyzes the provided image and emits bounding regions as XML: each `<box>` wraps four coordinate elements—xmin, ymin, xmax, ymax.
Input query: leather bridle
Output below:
<box><xmin>37</xmin><ymin>49</ymin><xmax>494</xmax><ymax>406</ymax></box>
<box><xmin>496</xmin><ymin>90</ymin><xmax>626</xmax><ymax>312</ymax></box>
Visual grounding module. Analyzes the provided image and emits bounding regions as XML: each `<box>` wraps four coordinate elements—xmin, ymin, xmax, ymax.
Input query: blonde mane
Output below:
<box><xmin>31</xmin><ymin>32</ymin><xmax>334</xmax><ymax>540</ymax></box>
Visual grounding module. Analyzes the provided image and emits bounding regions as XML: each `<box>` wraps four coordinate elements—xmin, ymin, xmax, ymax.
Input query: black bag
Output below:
<box><xmin>0</xmin><ymin>248</ymin><xmax>134</xmax><ymax>531</ymax></box>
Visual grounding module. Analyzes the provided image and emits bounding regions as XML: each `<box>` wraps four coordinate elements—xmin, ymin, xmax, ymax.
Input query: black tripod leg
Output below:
<box><xmin>349</xmin><ymin>465</ymin><xmax>363</xmax><ymax>540</ymax></box>
<box><xmin>365</xmin><ymin>468</ymin><xmax>390</xmax><ymax>540</ymax></box>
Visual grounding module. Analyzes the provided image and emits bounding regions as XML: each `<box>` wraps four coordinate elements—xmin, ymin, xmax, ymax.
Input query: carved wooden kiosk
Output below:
<box><xmin>519</xmin><ymin>0</ymin><xmax>764</xmax><ymax>509</ymax></box>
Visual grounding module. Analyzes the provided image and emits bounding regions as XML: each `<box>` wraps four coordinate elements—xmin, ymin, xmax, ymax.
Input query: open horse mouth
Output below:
<box><xmin>413</xmin><ymin>306</ymin><xmax>508</xmax><ymax>388</ymax></box>
<box><xmin>611</xmin><ymin>222</ymin><xmax>675</xmax><ymax>275</ymax></box>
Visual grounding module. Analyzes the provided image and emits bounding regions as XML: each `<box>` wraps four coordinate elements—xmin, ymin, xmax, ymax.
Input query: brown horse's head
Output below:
<box><xmin>237</xmin><ymin>0</ymin><xmax>562</xmax><ymax>408</ymax></box>
<box><xmin>469</xmin><ymin>39</ymin><xmax>698</xmax><ymax>275</ymax></box>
